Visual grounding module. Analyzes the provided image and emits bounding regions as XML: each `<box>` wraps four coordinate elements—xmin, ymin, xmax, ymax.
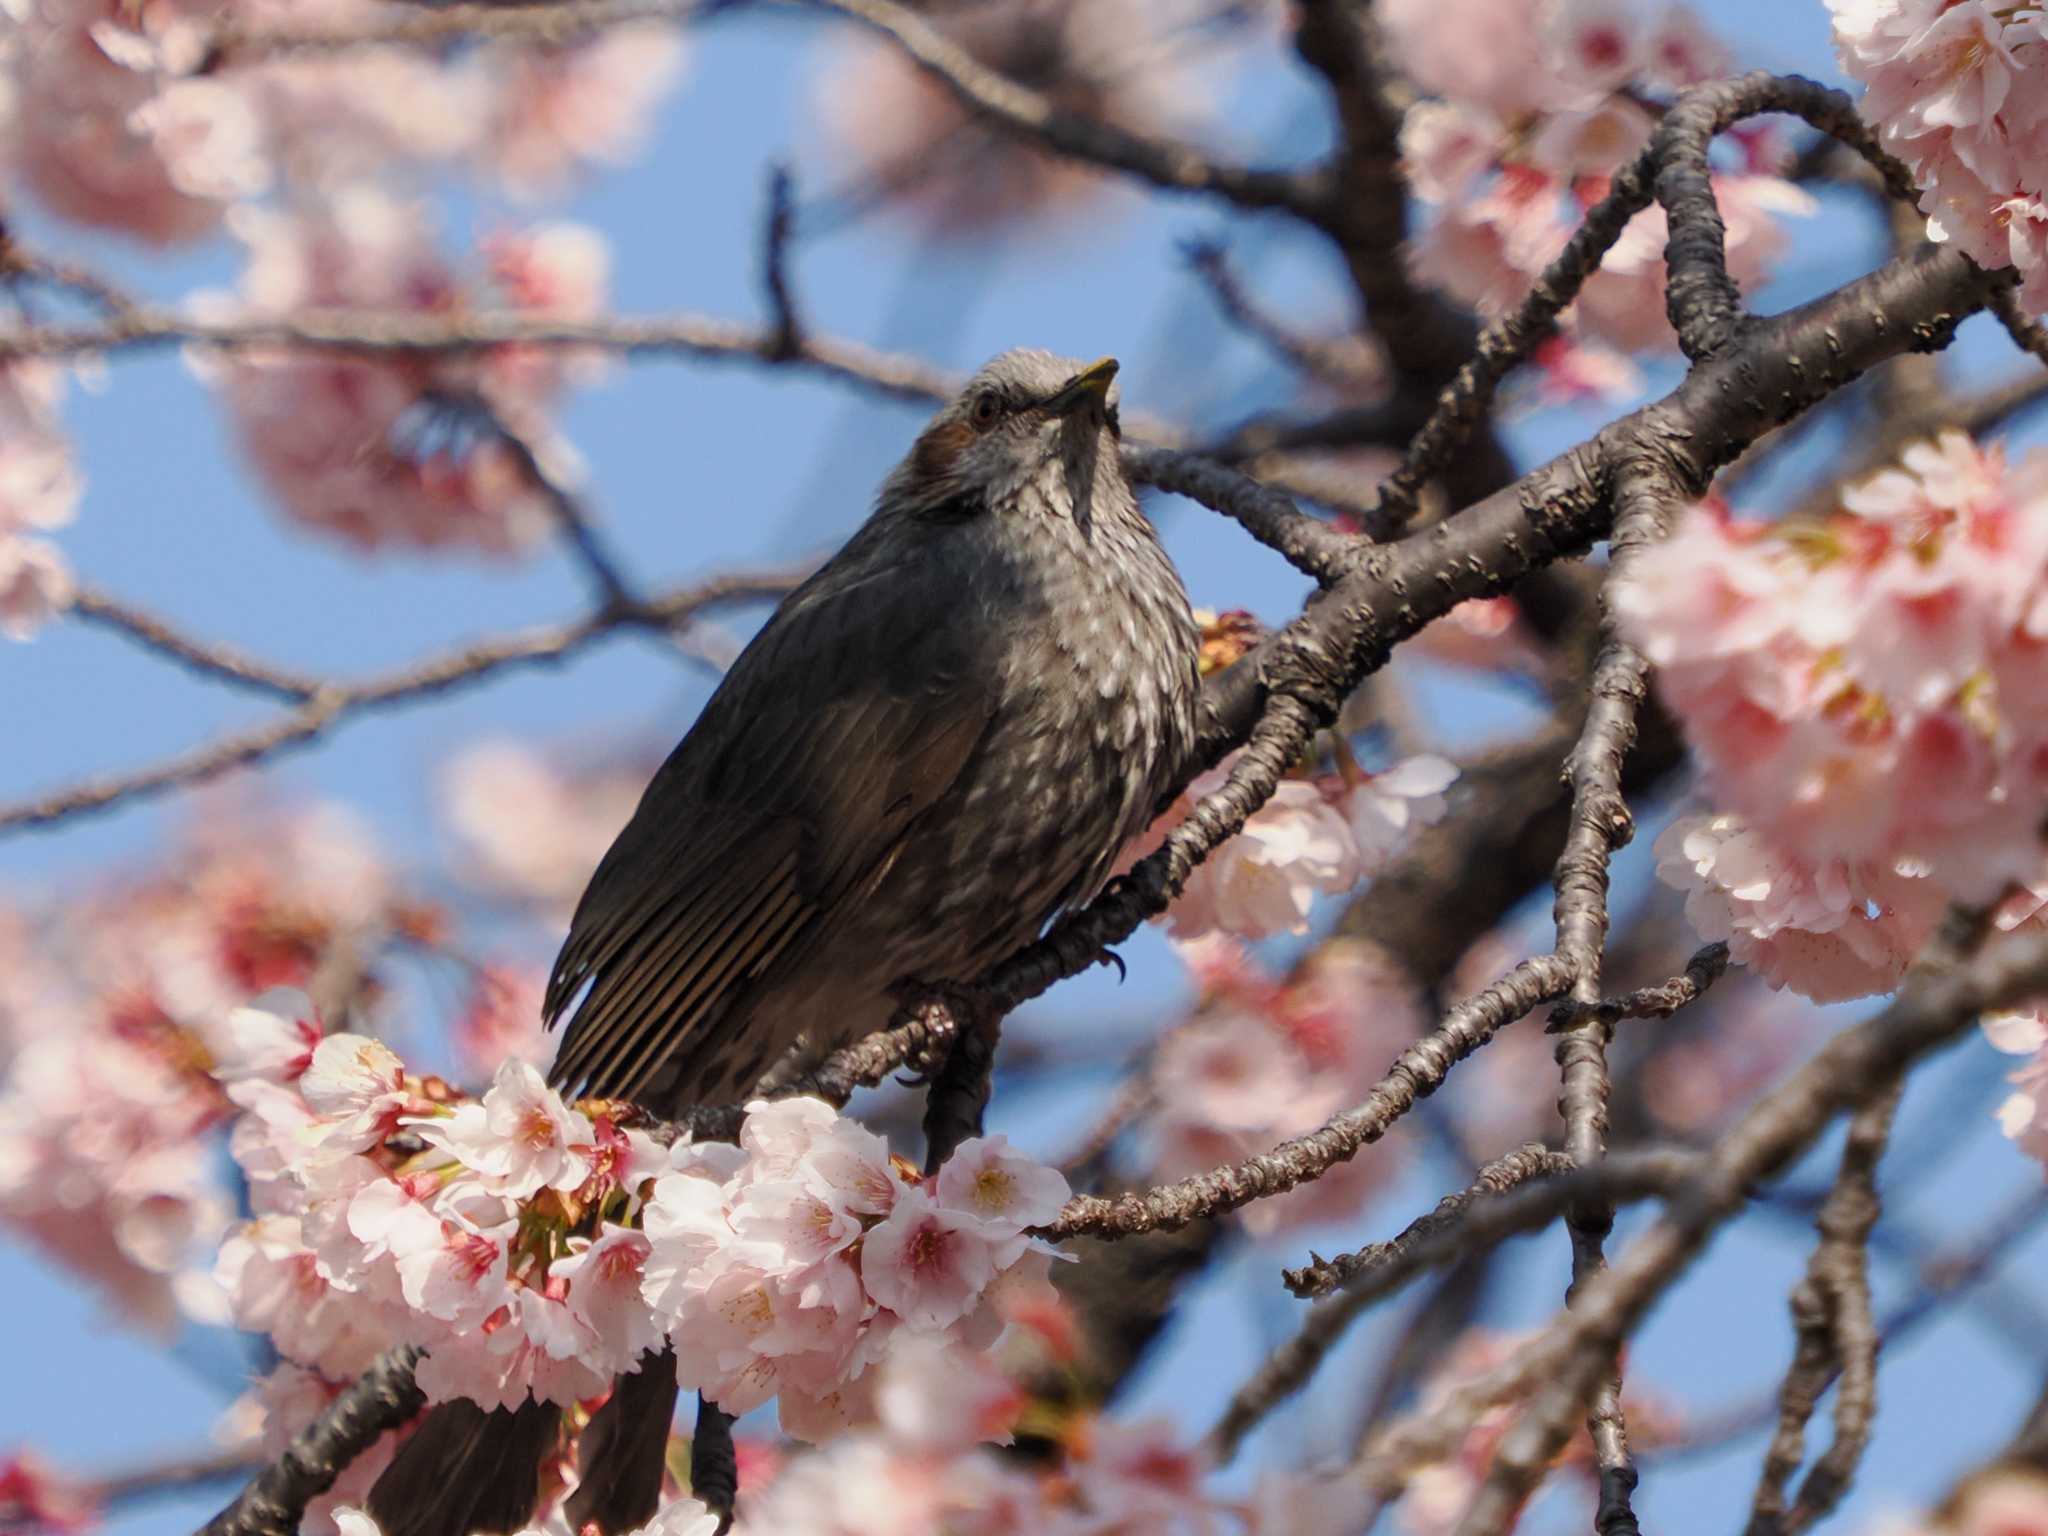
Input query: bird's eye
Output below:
<box><xmin>970</xmin><ymin>390</ymin><xmax>1003</xmax><ymax>428</ymax></box>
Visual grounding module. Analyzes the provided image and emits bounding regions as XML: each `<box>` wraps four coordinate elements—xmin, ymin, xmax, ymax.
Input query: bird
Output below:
<box><xmin>367</xmin><ymin>349</ymin><xmax>1203</xmax><ymax>1536</ymax></box>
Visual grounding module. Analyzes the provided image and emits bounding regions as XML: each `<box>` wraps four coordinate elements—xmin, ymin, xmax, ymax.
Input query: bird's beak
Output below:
<box><xmin>1045</xmin><ymin>356</ymin><xmax>1119</xmax><ymax>418</ymax></box>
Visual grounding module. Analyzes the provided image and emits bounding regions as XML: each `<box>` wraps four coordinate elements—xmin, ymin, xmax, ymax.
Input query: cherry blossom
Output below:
<box><xmin>0</xmin><ymin>536</ymin><xmax>73</xmax><ymax>640</ymax></box>
<box><xmin>1392</xmin><ymin>0</ymin><xmax>1810</xmax><ymax>357</ymax></box>
<box><xmin>1148</xmin><ymin>937</ymin><xmax>1424</xmax><ymax>1236</ymax></box>
<box><xmin>450</xmin><ymin>966</ymin><xmax>556</xmax><ymax>1083</ymax></box>
<box><xmin>1618</xmin><ymin>437</ymin><xmax>2048</xmax><ymax>997</ymax></box>
<box><xmin>1159</xmin><ymin>769</ymin><xmax>1359</xmax><ymax>940</ymax></box>
<box><xmin>473</xmin><ymin>26</ymin><xmax>688</xmax><ymax>200</ymax></box>
<box><xmin>192</xmin><ymin>192</ymin><xmax>609</xmax><ymax>556</ymax></box>
<box><xmin>216</xmin><ymin>1215</ymin><xmax>389</xmax><ymax>1378</ymax></box>
<box><xmin>932</xmin><ymin>1135</ymin><xmax>1071</xmax><ymax>1246</ymax></box>
<box><xmin>1651</xmin><ymin>813</ymin><xmax>1946</xmax><ymax>1002</ymax></box>
<box><xmin>440</xmin><ymin>740</ymin><xmax>647</xmax><ymax>916</ymax></box>
<box><xmin>212</xmin><ymin>987</ymin><xmax>322</xmax><ymax>1086</ymax></box>
<box><xmin>1985</xmin><ymin>1007</ymin><xmax>2048</xmax><ymax>1164</ymax></box>
<box><xmin>1340</xmin><ymin>755</ymin><xmax>1460</xmax><ymax>870</ymax></box>
<box><xmin>861</xmin><ymin>1186</ymin><xmax>999</xmax><ymax>1331</ymax></box>
<box><xmin>1830</xmin><ymin>0</ymin><xmax>2048</xmax><ymax>310</ymax></box>
<box><xmin>409</xmin><ymin>1058</ymin><xmax>596</xmax><ymax>1199</ymax></box>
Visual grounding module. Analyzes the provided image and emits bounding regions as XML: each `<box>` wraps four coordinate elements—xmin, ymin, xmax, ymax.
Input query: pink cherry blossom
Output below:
<box><xmin>473</xmin><ymin>26</ymin><xmax>687</xmax><ymax>200</ymax></box>
<box><xmin>1542</xmin><ymin>0</ymin><xmax>1648</xmax><ymax>96</ymax></box>
<box><xmin>409</xmin><ymin>1058</ymin><xmax>594</xmax><ymax>1199</ymax></box>
<box><xmin>861</xmin><ymin>1185</ymin><xmax>997</xmax><ymax>1331</ymax></box>
<box><xmin>728</xmin><ymin>1178</ymin><xmax>865</xmax><ymax>1269</ymax></box>
<box><xmin>1380</xmin><ymin>0</ymin><xmax>1557</xmax><ymax>118</ymax></box>
<box><xmin>639</xmin><ymin>1170</ymin><xmax>737</xmax><ymax>1319</ymax></box>
<box><xmin>0</xmin><ymin>363</ymin><xmax>81</xmax><ymax>541</ymax></box>
<box><xmin>193</xmin><ymin>192</ymin><xmax>608</xmax><ymax>556</ymax></box>
<box><xmin>439</xmin><ymin>740</ymin><xmax>645</xmax><ymax>916</ymax></box>
<box><xmin>299</xmin><ymin>1033</ymin><xmax>410</xmax><ymax>1156</ymax></box>
<box><xmin>1652</xmin><ymin>814</ymin><xmax>1946</xmax><ymax>1002</ymax></box>
<box><xmin>216</xmin><ymin>1215</ymin><xmax>388</xmax><ymax>1378</ymax></box>
<box><xmin>1642</xmin><ymin>5</ymin><xmax>1731</xmax><ymax>88</ymax></box>
<box><xmin>933</xmin><ymin>1136</ymin><xmax>1070</xmax><ymax>1244</ymax></box>
<box><xmin>1986</xmin><ymin>1007</ymin><xmax>2048</xmax><ymax>1164</ymax></box>
<box><xmin>1831</xmin><ymin>0</ymin><xmax>2048</xmax><ymax>310</ymax></box>
<box><xmin>874</xmin><ymin>1332</ymin><xmax>1026</xmax><ymax>1452</ymax></box>
<box><xmin>450</xmin><ymin>966</ymin><xmax>555</xmax><ymax>1083</ymax></box>
<box><xmin>555</xmin><ymin>1223</ymin><xmax>666</xmax><ymax>1367</ymax></box>
<box><xmin>210</xmin><ymin>987</ymin><xmax>322</xmax><ymax>1085</ymax></box>
<box><xmin>1618</xmin><ymin>443</ymin><xmax>2048</xmax><ymax>945</ymax></box>
<box><xmin>0</xmin><ymin>537</ymin><xmax>73</xmax><ymax>641</ymax></box>
<box><xmin>1161</xmin><ymin>765</ymin><xmax>1361</xmax><ymax>941</ymax></box>
<box><xmin>392</xmin><ymin>1213</ymin><xmax>515</xmax><ymax>1329</ymax></box>
<box><xmin>1341</xmin><ymin>755</ymin><xmax>1460</xmax><ymax>871</ymax></box>
<box><xmin>1155</xmin><ymin>1011</ymin><xmax>1328</xmax><ymax>1135</ymax></box>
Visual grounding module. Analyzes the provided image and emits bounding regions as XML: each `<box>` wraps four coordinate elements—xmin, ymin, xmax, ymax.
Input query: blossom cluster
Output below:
<box><xmin>1148</xmin><ymin>935</ymin><xmax>1424</xmax><ymax>1235</ymax></box>
<box><xmin>190</xmin><ymin>194</ymin><xmax>611</xmax><ymax>555</ymax></box>
<box><xmin>1830</xmin><ymin>0</ymin><xmax>2048</xmax><ymax>313</ymax></box>
<box><xmin>1616</xmin><ymin>432</ymin><xmax>2048</xmax><ymax>1001</ymax></box>
<box><xmin>1141</xmin><ymin>751</ymin><xmax>1459</xmax><ymax>943</ymax></box>
<box><xmin>320</xmin><ymin>1338</ymin><xmax>1373</xmax><ymax>1536</ymax></box>
<box><xmin>0</xmin><ymin>362</ymin><xmax>80</xmax><ymax>643</ymax></box>
<box><xmin>1390</xmin><ymin>0</ymin><xmax>1812</xmax><ymax>377</ymax></box>
<box><xmin>439</xmin><ymin>738</ymin><xmax>649</xmax><ymax>918</ymax></box>
<box><xmin>4</xmin><ymin>0</ymin><xmax>684</xmax><ymax>246</ymax></box>
<box><xmin>0</xmin><ymin>799</ymin><xmax>418</xmax><ymax>1329</ymax></box>
<box><xmin>213</xmin><ymin>1000</ymin><xmax>1074</xmax><ymax>1442</ymax></box>
<box><xmin>729</xmin><ymin>1402</ymin><xmax>1371</xmax><ymax>1536</ymax></box>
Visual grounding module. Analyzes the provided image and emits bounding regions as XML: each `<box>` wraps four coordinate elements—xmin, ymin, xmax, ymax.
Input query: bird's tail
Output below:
<box><xmin>364</xmin><ymin>1351</ymin><xmax>679</xmax><ymax>1536</ymax></box>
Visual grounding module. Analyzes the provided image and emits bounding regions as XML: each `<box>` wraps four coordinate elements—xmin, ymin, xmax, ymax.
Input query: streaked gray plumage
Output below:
<box><xmin>542</xmin><ymin>348</ymin><xmax>1202</xmax><ymax>1116</ymax></box>
<box><xmin>369</xmin><ymin>350</ymin><xmax>1200</xmax><ymax>1536</ymax></box>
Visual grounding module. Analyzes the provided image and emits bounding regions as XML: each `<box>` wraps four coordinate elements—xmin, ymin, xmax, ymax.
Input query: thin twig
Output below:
<box><xmin>204</xmin><ymin>0</ymin><xmax>704</xmax><ymax>57</ymax></box>
<box><xmin>1182</xmin><ymin>239</ymin><xmax>1384</xmax><ymax>394</ymax></box>
<box><xmin>1042</xmin><ymin>954</ymin><xmax>1575</xmax><ymax>1239</ymax></box>
<box><xmin>69</xmin><ymin>588</ymin><xmax>322</xmax><ymax>702</ymax></box>
<box><xmin>1209</xmin><ymin>1148</ymin><xmax>1707</xmax><ymax>1462</ymax></box>
<box><xmin>806</xmin><ymin>0</ymin><xmax>1328</xmax><ymax>222</ymax></box>
<box><xmin>1525</xmin><ymin>458</ymin><xmax>1685</xmax><ymax>1533</ymax></box>
<box><xmin>761</xmin><ymin>165</ymin><xmax>803</xmax><ymax>362</ymax></box>
<box><xmin>1746</xmin><ymin>1084</ymin><xmax>1899</xmax><ymax>1536</ymax></box>
<box><xmin>1590</xmin><ymin>943</ymin><xmax>1730</xmax><ymax>1023</ymax></box>
<box><xmin>1356</xmin><ymin>907</ymin><xmax>2023</xmax><ymax>1507</ymax></box>
<box><xmin>462</xmin><ymin>395</ymin><xmax>636</xmax><ymax>608</ymax></box>
<box><xmin>1207</xmin><ymin>1145</ymin><xmax>1569</xmax><ymax>1462</ymax></box>
<box><xmin>1</xmin><ymin>568</ymin><xmax>805</xmax><ymax>836</ymax></box>
<box><xmin>1122</xmin><ymin>445</ymin><xmax>1360</xmax><ymax>584</ymax></box>
<box><xmin>1991</xmin><ymin>281</ymin><xmax>2048</xmax><ymax>369</ymax></box>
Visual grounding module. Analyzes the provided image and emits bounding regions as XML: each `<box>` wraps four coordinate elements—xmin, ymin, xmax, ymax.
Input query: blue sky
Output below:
<box><xmin>4</xmin><ymin>1</ymin><xmax>2048</xmax><ymax>1531</ymax></box>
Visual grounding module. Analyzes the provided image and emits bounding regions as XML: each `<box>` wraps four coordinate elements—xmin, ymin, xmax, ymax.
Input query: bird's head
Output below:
<box><xmin>884</xmin><ymin>348</ymin><xmax>1125</xmax><ymax>533</ymax></box>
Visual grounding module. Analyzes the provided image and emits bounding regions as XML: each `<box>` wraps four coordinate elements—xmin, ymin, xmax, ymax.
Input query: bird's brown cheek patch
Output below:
<box><xmin>912</xmin><ymin>419</ymin><xmax>977</xmax><ymax>483</ymax></box>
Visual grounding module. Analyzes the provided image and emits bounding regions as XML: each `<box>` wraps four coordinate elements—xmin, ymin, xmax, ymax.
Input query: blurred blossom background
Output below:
<box><xmin>3</xmin><ymin>0</ymin><xmax>2048</xmax><ymax>1532</ymax></box>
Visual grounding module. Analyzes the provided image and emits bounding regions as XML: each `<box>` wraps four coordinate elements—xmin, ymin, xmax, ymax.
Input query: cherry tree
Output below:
<box><xmin>6</xmin><ymin>1</ymin><xmax>2048</xmax><ymax>1534</ymax></box>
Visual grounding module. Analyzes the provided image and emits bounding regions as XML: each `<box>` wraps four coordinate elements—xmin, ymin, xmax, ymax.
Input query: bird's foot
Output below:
<box><xmin>889</xmin><ymin>979</ymin><xmax>988</xmax><ymax>1086</ymax></box>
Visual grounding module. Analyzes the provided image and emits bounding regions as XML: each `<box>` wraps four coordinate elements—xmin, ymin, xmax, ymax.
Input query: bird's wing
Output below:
<box><xmin>543</xmin><ymin>546</ymin><xmax>995</xmax><ymax>1105</ymax></box>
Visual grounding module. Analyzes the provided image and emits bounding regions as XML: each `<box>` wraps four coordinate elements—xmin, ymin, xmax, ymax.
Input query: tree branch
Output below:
<box><xmin>806</xmin><ymin>0</ymin><xmax>1329</xmax><ymax>221</ymax></box>
<box><xmin>1042</xmin><ymin>953</ymin><xmax>1575</xmax><ymax>1238</ymax></box>
<box><xmin>1746</xmin><ymin>1084</ymin><xmax>1900</xmax><ymax>1536</ymax></box>
<box><xmin>1</xmin><ymin>568</ymin><xmax>805</xmax><ymax>836</ymax></box>
<box><xmin>1356</xmin><ymin>908</ymin><xmax>2035</xmax><ymax>1513</ymax></box>
<box><xmin>198</xmin><ymin>1346</ymin><xmax>424</xmax><ymax>1536</ymax></box>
